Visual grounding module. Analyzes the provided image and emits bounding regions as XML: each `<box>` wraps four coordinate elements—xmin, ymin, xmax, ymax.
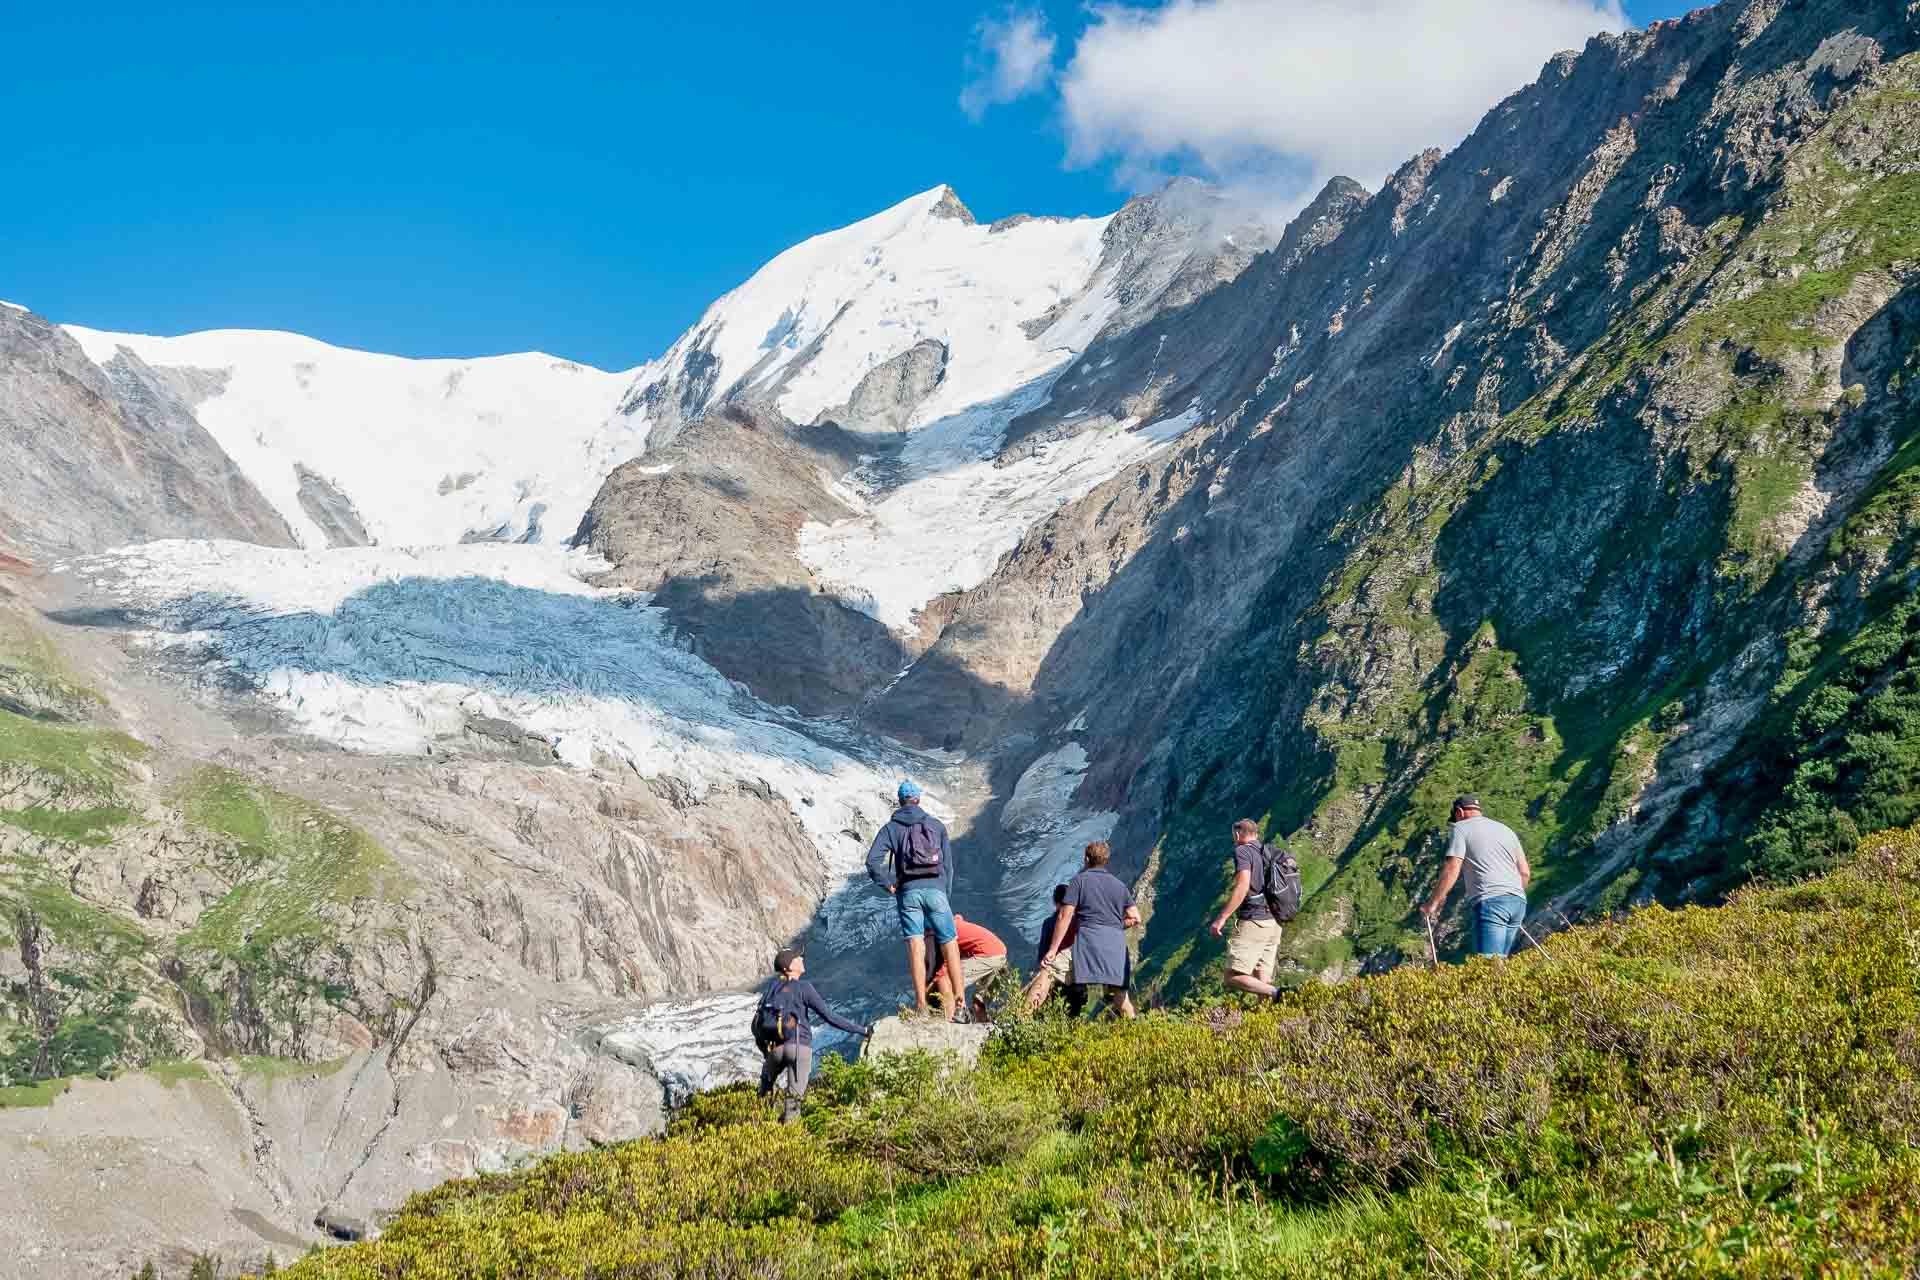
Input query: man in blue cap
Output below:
<box><xmin>865</xmin><ymin>780</ymin><xmax>967</xmax><ymax>1020</ymax></box>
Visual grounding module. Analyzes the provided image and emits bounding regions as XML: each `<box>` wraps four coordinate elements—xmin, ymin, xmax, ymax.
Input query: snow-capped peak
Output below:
<box><xmin>61</xmin><ymin>323</ymin><xmax>641</xmax><ymax>551</ymax></box>
<box><xmin>611</xmin><ymin>184</ymin><xmax>1117</xmax><ymax>440</ymax></box>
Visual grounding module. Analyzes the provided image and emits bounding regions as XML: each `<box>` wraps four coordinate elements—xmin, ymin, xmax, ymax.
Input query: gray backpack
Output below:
<box><xmin>1258</xmin><ymin>843</ymin><xmax>1303</xmax><ymax>922</ymax></box>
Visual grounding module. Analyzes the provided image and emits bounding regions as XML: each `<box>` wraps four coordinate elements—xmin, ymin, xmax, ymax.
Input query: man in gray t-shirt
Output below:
<box><xmin>1420</xmin><ymin>793</ymin><xmax>1532</xmax><ymax>958</ymax></box>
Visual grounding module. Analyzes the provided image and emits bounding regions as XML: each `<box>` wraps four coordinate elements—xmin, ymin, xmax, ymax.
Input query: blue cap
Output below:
<box><xmin>897</xmin><ymin>779</ymin><xmax>922</xmax><ymax>801</ymax></box>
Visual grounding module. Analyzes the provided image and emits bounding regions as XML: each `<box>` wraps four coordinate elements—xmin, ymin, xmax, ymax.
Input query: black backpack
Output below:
<box><xmin>1258</xmin><ymin>843</ymin><xmax>1303</xmax><ymax>922</ymax></box>
<box><xmin>899</xmin><ymin>818</ymin><xmax>942</xmax><ymax>877</ymax></box>
<box><xmin>751</xmin><ymin>978</ymin><xmax>800</xmax><ymax>1049</ymax></box>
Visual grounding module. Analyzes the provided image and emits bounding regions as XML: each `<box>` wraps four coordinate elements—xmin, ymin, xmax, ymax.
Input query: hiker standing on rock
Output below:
<box><xmin>866</xmin><ymin>780</ymin><xmax>969</xmax><ymax>1020</ymax></box>
<box><xmin>929</xmin><ymin>914</ymin><xmax>1008</xmax><ymax>1023</ymax></box>
<box><xmin>753</xmin><ymin>948</ymin><xmax>870</xmax><ymax>1123</ymax></box>
<box><xmin>1209</xmin><ymin>818</ymin><xmax>1292</xmax><ymax>1002</ymax></box>
<box><xmin>1420</xmin><ymin>793</ymin><xmax>1532</xmax><ymax>958</ymax></box>
<box><xmin>1038</xmin><ymin>841</ymin><xmax>1140</xmax><ymax>1019</ymax></box>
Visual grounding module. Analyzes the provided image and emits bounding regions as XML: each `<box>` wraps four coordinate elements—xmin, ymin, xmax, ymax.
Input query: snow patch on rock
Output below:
<box><xmin>798</xmin><ymin>397</ymin><xmax>1204</xmax><ymax>631</ymax></box>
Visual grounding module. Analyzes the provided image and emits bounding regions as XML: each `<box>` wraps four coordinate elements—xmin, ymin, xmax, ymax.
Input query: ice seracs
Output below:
<box><xmin>65</xmin><ymin>539</ymin><xmax>907</xmax><ymax>882</ymax></box>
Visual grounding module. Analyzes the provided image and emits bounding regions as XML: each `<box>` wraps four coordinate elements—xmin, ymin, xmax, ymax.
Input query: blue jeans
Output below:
<box><xmin>1473</xmin><ymin>894</ymin><xmax>1529</xmax><ymax>957</ymax></box>
<box><xmin>896</xmin><ymin>881</ymin><xmax>957</xmax><ymax>943</ymax></box>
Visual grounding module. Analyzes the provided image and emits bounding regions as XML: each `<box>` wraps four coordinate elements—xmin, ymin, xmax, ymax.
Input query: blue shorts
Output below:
<box><xmin>1473</xmin><ymin>894</ymin><xmax>1529</xmax><ymax>957</ymax></box>
<box><xmin>896</xmin><ymin>881</ymin><xmax>957</xmax><ymax>943</ymax></box>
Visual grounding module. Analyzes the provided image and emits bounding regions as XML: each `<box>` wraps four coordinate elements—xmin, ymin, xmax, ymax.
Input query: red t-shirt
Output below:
<box><xmin>932</xmin><ymin>919</ymin><xmax>1006</xmax><ymax>979</ymax></box>
<box><xmin>957</xmin><ymin>918</ymin><xmax>1006</xmax><ymax>957</ymax></box>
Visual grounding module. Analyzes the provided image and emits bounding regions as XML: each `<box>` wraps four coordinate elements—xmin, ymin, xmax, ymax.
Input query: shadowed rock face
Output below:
<box><xmin>999</xmin><ymin>177</ymin><xmax>1312</xmax><ymax>462</ymax></box>
<box><xmin>0</xmin><ymin>307</ymin><xmax>297</xmax><ymax>555</ymax></box>
<box><xmin>577</xmin><ymin>404</ymin><xmax>919</xmax><ymax>716</ymax></box>
<box><xmin>294</xmin><ymin>464</ymin><xmax>374</xmax><ymax>548</ymax></box>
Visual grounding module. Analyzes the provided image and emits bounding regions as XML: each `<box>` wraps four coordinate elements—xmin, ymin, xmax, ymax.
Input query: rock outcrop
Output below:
<box><xmin>864</xmin><ymin>1014</ymin><xmax>990</xmax><ymax>1069</ymax></box>
<box><xmin>0</xmin><ymin>306</ymin><xmax>296</xmax><ymax>555</ymax></box>
<box><xmin>576</xmin><ymin>403</ymin><xmax>912</xmax><ymax>715</ymax></box>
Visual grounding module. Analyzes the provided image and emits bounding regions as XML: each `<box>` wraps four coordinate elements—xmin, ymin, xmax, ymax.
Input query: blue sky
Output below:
<box><xmin>3</xmin><ymin>1</ymin><xmax>1701</xmax><ymax>369</ymax></box>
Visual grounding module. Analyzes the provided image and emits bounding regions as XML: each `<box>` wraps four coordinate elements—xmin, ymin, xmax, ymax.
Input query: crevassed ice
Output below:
<box><xmin>66</xmin><ymin>540</ymin><xmax>908</xmax><ymax>882</ymax></box>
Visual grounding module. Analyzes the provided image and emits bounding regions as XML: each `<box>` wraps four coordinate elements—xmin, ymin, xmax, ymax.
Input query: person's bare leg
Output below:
<box><xmin>933</xmin><ymin>967</ymin><xmax>959</xmax><ymax>1016</ymax></box>
<box><xmin>1023</xmin><ymin>970</ymin><xmax>1055</xmax><ymax>1012</ymax></box>
<box><xmin>1118</xmin><ymin>991</ymin><xmax>1137</xmax><ymax>1020</ymax></box>
<box><xmin>1224</xmin><ymin>972</ymin><xmax>1279</xmax><ymax>998</ymax></box>
<box><xmin>939</xmin><ymin>937</ymin><xmax>967</xmax><ymax>1020</ymax></box>
<box><xmin>906</xmin><ymin>935</ymin><xmax>930</xmax><ymax>1015</ymax></box>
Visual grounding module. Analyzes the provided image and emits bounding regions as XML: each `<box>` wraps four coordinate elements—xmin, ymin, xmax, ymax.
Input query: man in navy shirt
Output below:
<box><xmin>865</xmin><ymin>780</ymin><xmax>969</xmax><ymax>1020</ymax></box>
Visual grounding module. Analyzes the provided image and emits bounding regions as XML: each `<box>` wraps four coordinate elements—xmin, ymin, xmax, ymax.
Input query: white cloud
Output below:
<box><xmin>960</xmin><ymin>9</ymin><xmax>1059</xmax><ymax>121</ymax></box>
<box><xmin>1056</xmin><ymin>0</ymin><xmax>1627</xmax><ymax>207</ymax></box>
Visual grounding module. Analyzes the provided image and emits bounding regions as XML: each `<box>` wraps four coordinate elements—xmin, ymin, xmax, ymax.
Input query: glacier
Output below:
<box><xmin>40</xmin><ymin>181</ymin><xmax>1234</xmax><ymax>1096</ymax></box>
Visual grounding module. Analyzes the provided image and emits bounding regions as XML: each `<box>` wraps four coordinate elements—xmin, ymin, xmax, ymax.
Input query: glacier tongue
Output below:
<box><xmin>60</xmin><ymin>540</ymin><xmax>916</xmax><ymax>893</ymax></box>
<box><xmin>798</xmin><ymin>401</ymin><xmax>1204</xmax><ymax>631</ymax></box>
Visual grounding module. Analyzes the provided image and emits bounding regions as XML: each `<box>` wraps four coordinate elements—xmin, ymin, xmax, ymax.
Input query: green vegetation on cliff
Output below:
<box><xmin>172</xmin><ymin>767</ymin><xmax>408</xmax><ymax>1056</ymax></box>
<box><xmin>277</xmin><ymin>828</ymin><xmax>1920</xmax><ymax>1279</ymax></box>
<box><xmin>1137</xmin><ymin>48</ymin><xmax>1920</xmax><ymax>997</ymax></box>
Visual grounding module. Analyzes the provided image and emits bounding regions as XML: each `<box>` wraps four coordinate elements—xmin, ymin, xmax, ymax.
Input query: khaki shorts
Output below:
<box><xmin>961</xmin><ymin>953</ymin><xmax>1008</xmax><ymax>989</ymax></box>
<box><xmin>1040</xmin><ymin>948</ymin><xmax>1073</xmax><ymax>983</ymax></box>
<box><xmin>1226</xmin><ymin>917</ymin><xmax>1282</xmax><ymax>979</ymax></box>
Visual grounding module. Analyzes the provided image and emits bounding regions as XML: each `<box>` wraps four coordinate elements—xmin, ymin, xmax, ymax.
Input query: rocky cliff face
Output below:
<box><xmin>870</xmin><ymin>0</ymin><xmax>1920</xmax><ymax>988</ymax></box>
<box><xmin>0</xmin><ymin>306</ymin><xmax>296</xmax><ymax>555</ymax></box>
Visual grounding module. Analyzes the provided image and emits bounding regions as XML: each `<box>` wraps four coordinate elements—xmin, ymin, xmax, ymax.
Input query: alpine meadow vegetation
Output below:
<box><xmin>267</xmin><ymin>825</ymin><xmax>1920</xmax><ymax>1279</ymax></box>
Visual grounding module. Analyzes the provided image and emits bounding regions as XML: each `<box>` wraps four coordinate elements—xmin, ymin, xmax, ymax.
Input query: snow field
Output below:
<box><xmin>798</xmin><ymin>401</ymin><xmax>1206</xmax><ymax>631</ymax></box>
<box><xmin>62</xmin><ymin>325</ymin><xmax>642</xmax><ymax>550</ymax></box>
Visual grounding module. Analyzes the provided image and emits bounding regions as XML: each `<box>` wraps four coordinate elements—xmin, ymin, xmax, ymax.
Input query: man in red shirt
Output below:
<box><xmin>929</xmin><ymin>914</ymin><xmax>1008</xmax><ymax>1023</ymax></box>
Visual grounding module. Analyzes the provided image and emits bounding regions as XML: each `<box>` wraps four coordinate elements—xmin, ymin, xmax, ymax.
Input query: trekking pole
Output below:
<box><xmin>1423</xmin><ymin>914</ymin><xmax>1440</xmax><ymax>970</ymax></box>
<box><xmin>1517</xmin><ymin>922</ymin><xmax>1554</xmax><ymax>960</ymax></box>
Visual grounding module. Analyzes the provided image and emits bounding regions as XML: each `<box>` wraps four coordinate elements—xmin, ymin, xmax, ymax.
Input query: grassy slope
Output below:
<box><xmin>276</xmin><ymin>826</ymin><xmax>1920</xmax><ymax>1279</ymax></box>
